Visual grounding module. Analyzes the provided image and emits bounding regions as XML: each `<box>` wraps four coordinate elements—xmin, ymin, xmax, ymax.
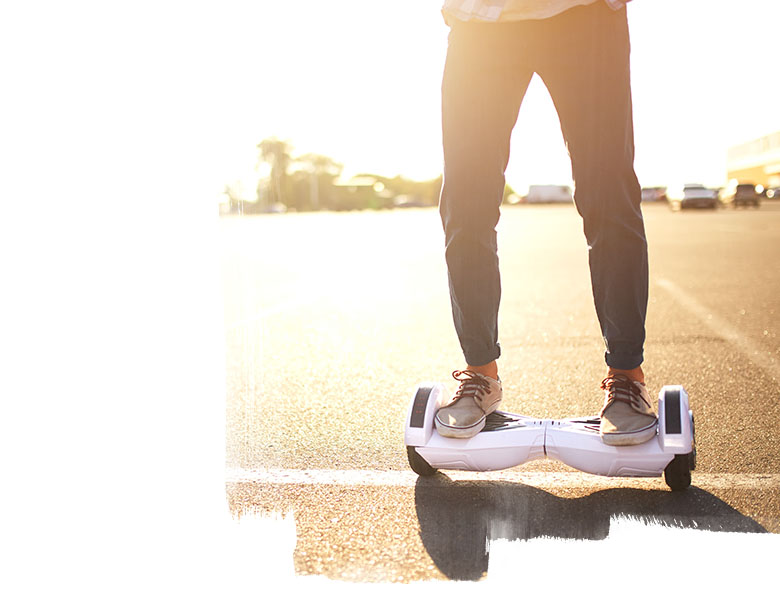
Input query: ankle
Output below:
<box><xmin>467</xmin><ymin>361</ymin><xmax>499</xmax><ymax>381</ymax></box>
<box><xmin>608</xmin><ymin>366</ymin><xmax>645</xmax><ymax>384</ymax></box>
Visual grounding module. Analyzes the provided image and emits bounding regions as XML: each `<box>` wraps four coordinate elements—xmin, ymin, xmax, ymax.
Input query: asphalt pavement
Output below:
<box><xmin>220</xmin><ymin>201</ymin><xmax>780</xmax><ymax>585</ymax></box>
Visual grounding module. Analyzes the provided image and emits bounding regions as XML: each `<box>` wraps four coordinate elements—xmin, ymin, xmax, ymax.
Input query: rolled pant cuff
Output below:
<box><xmin>464</xmin><ymin>345</ymin><xmax>501</xmax><ymax>368</ymax></box>
<box><xmin>604</xmin><ymin>351</ymin><xmax>643</xmax><ymax>371</ymax></box>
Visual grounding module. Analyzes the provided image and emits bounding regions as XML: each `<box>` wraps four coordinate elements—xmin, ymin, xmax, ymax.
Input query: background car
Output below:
<box><xmin>667</xmin><ymin>184</ymin><xmax>719</xmax><ymax>209</ymax></box>
<box><xmin>720</xmin><ymin>182</ymin><xmax>761</xmax><ymax>208</ymax></box>
<box><xmin>641</xmin><ymin>186</ymin><xmax>667</xmax><ymax>202</ymax></box>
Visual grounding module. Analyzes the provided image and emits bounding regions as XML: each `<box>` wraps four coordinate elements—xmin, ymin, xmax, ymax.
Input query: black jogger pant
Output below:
<box><xmin>439</xmin><ymin>1</ymin><xmax>648</xmax><ymax>370</ymax></box>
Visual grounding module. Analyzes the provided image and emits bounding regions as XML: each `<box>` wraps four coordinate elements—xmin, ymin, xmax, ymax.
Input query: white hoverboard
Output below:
<box><xmin>404</xmin><ymin>383</ymin><xmax>696</xmax><ymax>491</ymax></box>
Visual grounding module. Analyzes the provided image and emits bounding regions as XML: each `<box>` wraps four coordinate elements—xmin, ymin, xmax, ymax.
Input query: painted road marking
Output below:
<box><xmin>226</xmin><ymin>468</ymin><xmax>780</xmax><ymax>489</ymax></box>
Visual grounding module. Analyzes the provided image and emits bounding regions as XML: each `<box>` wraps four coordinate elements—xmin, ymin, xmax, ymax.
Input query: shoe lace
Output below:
<box><xmin>600</xmin><ymin>374</ymin><xmax>650</xmax><ymax>412</ymax></box>
<box><xmin>452</xmin><ymin>370</ymin><xmax>491</xmax><ymax>403</ymax></box>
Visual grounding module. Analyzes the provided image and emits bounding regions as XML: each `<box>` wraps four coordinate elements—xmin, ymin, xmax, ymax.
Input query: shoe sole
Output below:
<box><xmin>434</xmin><ymin>398</ymin><xmax>502</xmax><ymax>439</ymax></box>
<box><xmin>434</xmin><ymin>414</ymin><xmax>487</xmax><ymax>439</ymax></box>
<box><xmin>600</xmin><ymin>419</ymin><xmax>658</xmax><ymax>446</ymax></box>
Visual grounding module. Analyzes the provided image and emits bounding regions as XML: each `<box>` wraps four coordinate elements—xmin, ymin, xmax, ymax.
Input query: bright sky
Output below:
<box><xmin>210</xmin><ymin>0</ymin><xmax>780</xmax><ymax>196</ymax></box>
<box><xmin>203</xmin><ymin>0</ymin><xmax>780</xmax><ymax>197</ymax></box>
<box><xmin>5</xmin><ymin>1</ymin><xmax>780</xmax><ymax>204</ymax></box>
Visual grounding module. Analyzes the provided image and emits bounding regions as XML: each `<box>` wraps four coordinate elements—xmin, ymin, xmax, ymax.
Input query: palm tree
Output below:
<box><xmin>257</xmin><ymin>137</ymin><xmax>292</xmax><ymax>208</ymax></box>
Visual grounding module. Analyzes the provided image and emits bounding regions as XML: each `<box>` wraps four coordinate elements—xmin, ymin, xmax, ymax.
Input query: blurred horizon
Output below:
<box><xmin>5</xmin><ymin>0</ymin><xmax>780</xmax><ymax>211</ymax></box>
<box><xmin>213</xmin><ymin>0</ymin><xmax>780</xmax><ymax>206</ymax></box>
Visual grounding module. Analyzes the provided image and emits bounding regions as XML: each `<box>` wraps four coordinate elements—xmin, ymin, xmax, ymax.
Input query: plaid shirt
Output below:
<box><xmin>442</xmin><ymin>0</ymin><xmax>631</xmax><ymax>22</ymax></box>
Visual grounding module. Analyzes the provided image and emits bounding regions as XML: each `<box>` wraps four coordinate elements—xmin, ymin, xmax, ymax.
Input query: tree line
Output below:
<box><xmin>222</xmin><ymin>137</ymin><xmax>443</xmax><ymax>214</ymax></box>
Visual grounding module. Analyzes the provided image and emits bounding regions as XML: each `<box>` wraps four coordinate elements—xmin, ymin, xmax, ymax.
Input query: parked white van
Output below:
<box><xmin>523</xmin><ymin>185</ymin><xmax>574</xmax><ymax>204</ymax></box>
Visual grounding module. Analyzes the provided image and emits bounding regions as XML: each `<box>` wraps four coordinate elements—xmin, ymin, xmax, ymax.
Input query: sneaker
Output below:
<box><xmin>599</xmin><ymin>374</ymin><xmax>658</xmax><ymax>446</ymax></box>
<box><xmin>435</xmin><ymin>370</ymin><xmax>503</xmax><ymax>438</ymax></box>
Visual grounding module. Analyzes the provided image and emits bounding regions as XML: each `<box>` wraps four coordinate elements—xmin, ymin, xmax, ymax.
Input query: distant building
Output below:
<box><xmin>726</xmin><ymin>130</ymin><xmax>780</xmax><ymax>188</ymax></box>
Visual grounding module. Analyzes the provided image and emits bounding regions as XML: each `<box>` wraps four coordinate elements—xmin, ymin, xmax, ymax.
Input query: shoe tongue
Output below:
<box><xmin>471</xmin><ymin>372</ymin><xmax>498</xmax><ymax>383</ymax></box>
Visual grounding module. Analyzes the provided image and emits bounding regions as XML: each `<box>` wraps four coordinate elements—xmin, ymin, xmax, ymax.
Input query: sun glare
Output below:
<box><xmin>212</xmin><ymin>0</ymin><xmax>780</xmax><ymax>201</ymax></box>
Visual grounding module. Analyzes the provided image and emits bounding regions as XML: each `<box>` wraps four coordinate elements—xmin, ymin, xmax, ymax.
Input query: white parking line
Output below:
<box><xmin>655</xmin><ymin>277</ymin><xmax>780</xmax><ymax>381</ymax></box>
<box><xmin>226</xmin><ymin>467</ymin><xmax>780</xmax><ymax>489</ymax></box>
<box><xmin>223</xmin><ymin>468</ymin><xmax>780</xmax><ymax>592</ymax></box>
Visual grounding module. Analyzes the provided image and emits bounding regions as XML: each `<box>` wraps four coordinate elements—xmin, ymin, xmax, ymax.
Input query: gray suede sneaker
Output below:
<box><xmin>435</xmin><ymin>370</ymin><xmax>503</xmax><ymax>438</ymax></box>
<box><xmin>599</xmin><ymin>374</ymin><xmax>658</xmax><ymax>446</ymax></box>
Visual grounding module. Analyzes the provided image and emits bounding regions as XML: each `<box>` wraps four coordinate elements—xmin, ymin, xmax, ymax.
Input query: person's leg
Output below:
<box><xmin>537</xmin><ymin>3</ymin><xmax>655</xmax><ymax>445</ymax></box>
<box><xmin>436</xmin><ymin>21</ymin><xmax>533</xmax><ymax>438</ymax></box>
<box><xmin>439</xmin><ymin>21</ymin><xmax>533</xmax><ymax>372</ymax></box>
<box><xmin>537</xmin><ymin>3</ymin><xmax>648</xmax><ymax>376</ymax></box>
